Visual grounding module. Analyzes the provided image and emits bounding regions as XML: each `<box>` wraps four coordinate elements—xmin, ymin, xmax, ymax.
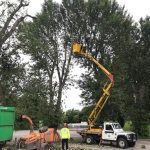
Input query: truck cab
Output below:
<box><xmin>102</xmin><ymin>122</ymin><xmax>137</xmax><ymax>148</ymax></box>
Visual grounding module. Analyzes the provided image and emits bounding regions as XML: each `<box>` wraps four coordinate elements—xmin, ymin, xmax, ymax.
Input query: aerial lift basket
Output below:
<box><xmin>72</xmin><ymin>42</ymin><xmax>81</xmax><ymax>53</ymax></box>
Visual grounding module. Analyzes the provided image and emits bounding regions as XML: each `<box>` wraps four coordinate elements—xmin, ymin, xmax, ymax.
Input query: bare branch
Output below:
<box><xmin>1</xmin><ymin>14</ymin><xmax>35</xmax><ymax>44</ymax></box>
<box><xmin>26</xmin><ymin>15</ymin><xmax>37</xmax><ymax>20</ymax></box>
<box><xmin>20</xmin><ymin>0</ymin><xmax>29</xmax><ymax>7</ymax></box>
<box><xmin>0</xmin><ymin>0</ymin><xmax>29</xmax><ymax>38</ymax></box>
<box><xmin>0</xmin><ymin>1</ymin><xmax>4</xmax><ymax>6</ymax></box>
<box><xmin>0</xmin><ymin>9</ymin><xmax>6</xmax><ymax>19</ymax></box>
<box><xmin>62</xmin><ymin>49</ymin><xmax>72</xmax><ymax>86</ymax></box>
<box><xmin>1</xmin><ymin>16</ymin><xmax>25</xmax><ymax>44</ymax></box>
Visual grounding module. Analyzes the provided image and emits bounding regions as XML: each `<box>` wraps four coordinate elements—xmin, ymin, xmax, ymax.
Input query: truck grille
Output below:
<box><xmin>130</xmin><ymin>134</ymin><xmax>137</xmax><ymax>141</ymax></box>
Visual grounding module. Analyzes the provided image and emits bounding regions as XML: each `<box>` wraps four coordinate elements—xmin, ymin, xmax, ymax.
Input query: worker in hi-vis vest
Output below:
<box><xmin>60</xmin><ymin>122</ymin><xmax>70</xmax><ymax>150</ymax></box>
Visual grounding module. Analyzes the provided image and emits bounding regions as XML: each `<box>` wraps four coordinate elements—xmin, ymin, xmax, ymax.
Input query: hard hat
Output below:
<box><xmin>64</xmin><ymin>123</ymin><xmax>68</xmax><ymax>128</ymax></box>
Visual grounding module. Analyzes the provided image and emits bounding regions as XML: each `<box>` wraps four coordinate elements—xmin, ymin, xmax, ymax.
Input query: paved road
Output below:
<box><xmin>13</xmin><ymin>130</ymin><xmax>150</xmax><ymax>150</ymax></box>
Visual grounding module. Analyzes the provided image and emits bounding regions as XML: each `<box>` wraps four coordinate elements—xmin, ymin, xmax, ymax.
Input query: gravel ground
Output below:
<box><xmin>12</xmin><ymin>130</ymin><xmax>150</xmax><ymax>150</ymax></box>
<box><xmin>69</xmin><ymin>139</ymin><xmax>150</xmax><ymax>150</ymax></box>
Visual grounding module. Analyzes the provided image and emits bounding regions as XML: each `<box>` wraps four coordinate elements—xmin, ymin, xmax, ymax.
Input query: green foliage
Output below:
<box><xmin>66</xmin><ymin>0</ymin><xmax>150</xmax><ymax>137</ymax></box>
<box><xmin>124</xmin><ymin>17</ymin><xmax>150</xmax><ymax>136</ymax></box>
<box><xmin>124</xmin><ymin>121</ymin><xmax>133</xmax><ymax>131</ymax></box>
<box><xmin>148</xmin><ymin>124</ymin><xmax>150</xmax><ymax>137</ymax></box>
<box><xmin>67</xmin><ymin>0</ymin><xmax>132</xmax><ymax>125</ymax></box>
<box><xmin>64</xmin><ymin>109</ymin><xmax>81</xmax><ymax>123</ymax></box>
<box><xmin>0</xmin><ymin>0</ymin><xmax>150</xmax><ymax>137</ymax></box>
<box><xmin>17</xmin><ymin>0</ymin><xmax>74</xmax><ymax>128</ymax></box>
<box><xmin>0</xmin><ymin>0</ymin><xmax>28</xmax><ymax>106</ymax></box>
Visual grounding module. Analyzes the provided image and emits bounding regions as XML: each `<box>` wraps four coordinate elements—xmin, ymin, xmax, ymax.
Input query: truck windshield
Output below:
<box><xmin>112</xmin><ymin>123</ymin><xmax>122</xmax><ymax>129</ymax></box>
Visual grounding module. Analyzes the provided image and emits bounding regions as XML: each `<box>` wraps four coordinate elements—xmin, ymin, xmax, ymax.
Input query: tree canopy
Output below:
<box><xmin>0</xmin><ymin>0</ymin><xmax>149</xmax><ymax>136</ymax></box>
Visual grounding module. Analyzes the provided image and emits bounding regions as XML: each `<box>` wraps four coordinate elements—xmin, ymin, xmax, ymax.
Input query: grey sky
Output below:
<box><xmin>28</xmin><ymin>0</ymin><xmax>150</xmax><ymax>22</ymax></box>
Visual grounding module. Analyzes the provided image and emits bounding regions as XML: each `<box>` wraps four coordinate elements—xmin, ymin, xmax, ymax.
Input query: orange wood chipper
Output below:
<box><xmin>16</xmin><ymin>115</ymin><xmax>60</xmax><ymax>150</ymax></box>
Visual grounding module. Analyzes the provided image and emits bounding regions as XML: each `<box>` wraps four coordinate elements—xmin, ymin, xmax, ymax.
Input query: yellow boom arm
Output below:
<box><xmin>72</xmin><ymin>42</ymin><xmax>114</xmax><ymax>127</ymax></box>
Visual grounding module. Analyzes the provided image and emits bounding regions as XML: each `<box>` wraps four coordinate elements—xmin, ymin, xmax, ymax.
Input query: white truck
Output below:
<box><xmin>72</xmin><ymin>42</ymin><xmax>137</xmax><ymax>149</ymax></box>
<box><xmin>102</xmin><ymin>122</ymin><xmax>136</xmax><ymax>148</ymax></box>
<box><xmin>78</xmin><ymin>122</ymin><xmax>137</xmax><ymax>148</ymax></box>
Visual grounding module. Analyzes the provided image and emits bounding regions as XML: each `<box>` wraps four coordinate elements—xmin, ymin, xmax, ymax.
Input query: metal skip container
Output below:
<box><xmin>0</xmin><ymin>106</ymin><xmax>15</xmax><ymax>142</ymax></box>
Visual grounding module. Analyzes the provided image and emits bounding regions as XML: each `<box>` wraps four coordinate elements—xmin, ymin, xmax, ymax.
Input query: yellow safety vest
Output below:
<box><xmin>60</xmin><ymin>127</ymin><xmax>70</xmax><ymax>139</ymax></box>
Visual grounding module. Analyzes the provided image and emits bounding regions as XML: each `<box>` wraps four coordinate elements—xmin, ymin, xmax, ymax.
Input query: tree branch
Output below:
<box><xmin>0</xmin><ymin>0</ymin><xmax>29</xmax><ymax>38</ymax></box>
<box><xmin>1</xmin><ymin>14</ymin><xmax>36</xmax><ymax>46</ymax></box>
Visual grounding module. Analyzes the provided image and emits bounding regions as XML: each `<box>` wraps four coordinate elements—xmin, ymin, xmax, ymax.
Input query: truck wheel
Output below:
<box><xmin>117</xmin><ymin>138</ymin><xmax>127</xmax><ymax>149</ymax></box>
<box><xmin>0</xmin><ymin>141</ymin><xmax>6</xmax><ymax>148</ymax></box>
<box><xmin>86</xmin><ymin>136</ymin><xmax>93</xmax><ymax>144</ymax></box>
<box><xmin>0</xmin><ymin>144</ymin><xmax>3</xmax><ymax>149</ymax></box>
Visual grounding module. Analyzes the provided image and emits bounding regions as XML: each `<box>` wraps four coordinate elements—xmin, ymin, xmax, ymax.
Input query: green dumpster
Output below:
<box><xmin>0</xmin><ymin>106</ymin><xmax>15</xmax><ymax>142</ymax></box>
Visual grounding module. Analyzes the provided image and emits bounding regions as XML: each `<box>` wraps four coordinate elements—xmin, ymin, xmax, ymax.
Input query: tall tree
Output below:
<box><xmin>64</xmin><ymin>109</ymin><xmax>81</xmax><ymax>123</ymax></box>
<box><xmin>18</xmin><ymin>0</ymin><xmax>73</xmax><ymax>125</ymax></box>
<box><xmin>63</xmin><ymin>0</ymin><xmax>134</xmax><ymax>123</ymax></box>
<box><xmin>67</xmin><ymin>0</ymin><xmax>150</xmax><ymax>136</ymax></box>
<box><xmin>0</xmin><ymin>0</ymin><xmax>29</xmax><ymax>105</ymax></box>
<box><xmin>125</xmin><ymin>17</ymin><xmax>150</xmax><ymax>136</ymax></box>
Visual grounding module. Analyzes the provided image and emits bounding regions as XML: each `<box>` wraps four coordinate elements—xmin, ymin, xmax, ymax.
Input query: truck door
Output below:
<box><xmin>102</xmin><ymin>124</ymin><xmax>116</xmax><ymax>141</ymax></box>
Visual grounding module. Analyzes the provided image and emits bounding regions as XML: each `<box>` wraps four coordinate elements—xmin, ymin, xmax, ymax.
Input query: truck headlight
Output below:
<box><xmin>127</xmin><ymin>134</ymin><xmax>131</xmax><ymax>140</ymax></box>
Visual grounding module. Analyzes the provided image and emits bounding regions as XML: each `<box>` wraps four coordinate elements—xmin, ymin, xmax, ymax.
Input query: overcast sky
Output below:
<box><xmin>28</xmin><ymin>0</ymin><xmax>150</xmax><ymax>21</ymax></box>
<box><xmin>27</xmin><ymin>0</ymin><xmax>150</xmax><ymax>111</ymax></box>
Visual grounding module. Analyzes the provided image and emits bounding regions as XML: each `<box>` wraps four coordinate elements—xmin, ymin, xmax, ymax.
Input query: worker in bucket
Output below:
<box><xmin>60</xmin><ymin>122</ymin><xmax>70</xmax><ymax>150</ymax></box>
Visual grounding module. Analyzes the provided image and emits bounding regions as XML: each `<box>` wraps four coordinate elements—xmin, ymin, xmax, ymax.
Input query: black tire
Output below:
<box><xmin>117</xmin><ymin>138</ymin><xmax>128</xmax><ymax>149</ymax></box>
<box><xmin>0</xmin><ymin>141</ymin><xmax>6</xmax><ymax>149</ymax></box>
<box><xmin>86</xmin><ymin>136</ymin><xmax>93</xmax><ymax>144</ymax></box>
<box><xmin>0</xmin><ymin>144</ymin><xmax>3</xmax><ymax>149</ymax></box>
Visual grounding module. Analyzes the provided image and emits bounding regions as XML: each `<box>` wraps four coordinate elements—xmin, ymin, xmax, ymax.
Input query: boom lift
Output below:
<box><xmin>72</xmin><ymin>42</ymin><xmax>114</xmax><ymax>126</ymax></box>
<box><xmin>72</xmin><ymin>42</ymin><xmax>137</xmax><ymax>148</ymax></box>
<box><xmin>72</xmin><ymin>42</ymin><xmax>114</xmax><ymax>140</ymax></box>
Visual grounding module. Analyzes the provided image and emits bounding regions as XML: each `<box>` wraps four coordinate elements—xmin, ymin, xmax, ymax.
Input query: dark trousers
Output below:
<box><xmin>62</xmin><ymin>139</ymin><xmax>68</xmax><ymax>150</ymax></box>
